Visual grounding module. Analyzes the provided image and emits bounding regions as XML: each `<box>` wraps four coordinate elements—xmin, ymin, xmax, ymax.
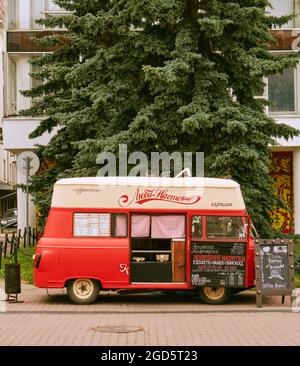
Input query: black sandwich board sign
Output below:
<box><xmin>255</xmin><ymin>238</ymin><xmax>295</xmax><ymax>308</ymax></box>
<box><xmin>191</xmin><ymin>241</ymin><xmax>246</xmax><ymax>287</ymax></box>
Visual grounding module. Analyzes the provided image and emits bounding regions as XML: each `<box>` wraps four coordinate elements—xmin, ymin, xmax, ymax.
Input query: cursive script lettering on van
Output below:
<box><xmin>118</xmin><ymin>188</ymin><xmax>201</xmax><ymax>207</ymax></box>
<box><xmin>73</xmin><ymin>187</ymin><xmax>102</xmax><ymax>195</ymax></box>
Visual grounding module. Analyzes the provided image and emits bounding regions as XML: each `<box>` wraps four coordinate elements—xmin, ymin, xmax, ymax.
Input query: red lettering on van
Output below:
<box><xmin>118</xmin><ymin>188</ymin><xmax>201</xmax><ymax>207</ymax></box>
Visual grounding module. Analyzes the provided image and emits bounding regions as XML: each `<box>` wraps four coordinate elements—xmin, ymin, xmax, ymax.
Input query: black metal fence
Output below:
<box><xmin>1</xmin><ymin>227</ymin><xmax>37</xmax><ymax>258</ymax></box>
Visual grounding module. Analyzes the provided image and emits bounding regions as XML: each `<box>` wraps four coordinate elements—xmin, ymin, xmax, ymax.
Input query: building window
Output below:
<box><xmin>31</xmin><ymin>0</ymin><xmax>43</xmax><ymax>30</ymax></box>
<box><xmin>31</xmin><ymin>63</ymin><xmax>44</xmax><ymax>106</ymax></box>
<box><xmin>7</xmin><ymin>0</ymin><xmax>18</xmax><ymax>30</ymax></box>
<box><xmin>268</xmin><ymin>67</ymin><xmax>296</xmax><ymax>113</ymax></box>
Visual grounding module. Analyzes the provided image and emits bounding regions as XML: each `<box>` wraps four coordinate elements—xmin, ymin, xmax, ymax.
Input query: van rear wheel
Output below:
<box><xmin>67</xmin><ymin>279</ymin><xmax>100</xmax><ymax>304</ymax></box>
<box><xmin>198</xmin><ymin>286</ymin><xmax>231</xmax><ymax>305</ymax></box>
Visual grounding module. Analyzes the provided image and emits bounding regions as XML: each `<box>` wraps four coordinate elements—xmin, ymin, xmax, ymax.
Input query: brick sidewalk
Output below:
<box><xmin>1</xmin><ymin>281</ymin><xmax>293</xmax><ymax>313</ymax></box>
<box><xmin>0</xmin><ymin>282</ymin><xmax>299</xmax><ymax>346</ymax></box>
<box><xmin>0</xmin><ymin>311</ymin><xmax>299</xmax><ymax>346</ymax></box>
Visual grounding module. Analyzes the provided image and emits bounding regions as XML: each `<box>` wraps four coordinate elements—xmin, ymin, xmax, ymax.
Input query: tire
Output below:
<box><xmin>67</xmin><ymin>278</ymin><xmax>100</xmax><ymax>304</ymax></box>
<box><xmin>198</xmin><ymin>286</ymin><xmax>231</xmax><ymax>305</ymax></box>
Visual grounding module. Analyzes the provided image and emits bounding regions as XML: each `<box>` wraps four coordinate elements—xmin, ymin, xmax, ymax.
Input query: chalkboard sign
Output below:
<box><xmin>190</xmin><ymin>242</ymin><xmax>246</xmax><ymax>288</ymax></box>
<box><xmin>255</xmin><ymin>239</ymin><xmax>295</xmax><ymax>308</ymax></box>
<box><xmin>260</xmin><ymin>245</ymin><xmax>289</xmax><ymax>290</ymax></box>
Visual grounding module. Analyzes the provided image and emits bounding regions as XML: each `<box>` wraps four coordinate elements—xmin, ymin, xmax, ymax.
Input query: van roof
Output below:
<box><xmin>55</xmin><ymin>177</ymin><xmax>239</xmax><ymax>188</ymax></box>
<box><xmin>51</xmin><ymin>177</ymin><xmax>246</xmax><ymax>211</ymax></box>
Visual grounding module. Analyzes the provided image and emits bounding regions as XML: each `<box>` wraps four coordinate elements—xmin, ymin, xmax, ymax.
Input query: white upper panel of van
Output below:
<box><xmin>55</xmin><ymin>177</ymin><xmax>240</xmax><ymax>188</ymax></box>
<box><xmin>51</xmin><ymin>177</ymin><xmax>246</xmax><ymax>211</ymax></box>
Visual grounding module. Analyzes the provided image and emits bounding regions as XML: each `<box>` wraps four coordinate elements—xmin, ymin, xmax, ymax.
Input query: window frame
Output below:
<box><xmin>190</xmin><ymin>215</ymin><xmax>249</xmax><ymax>242</ymax></box>
<box><xmin>72</xmin><ymin>212</ymin><xmax>128</xmax><ymax>238</ymax></box>
<box><xmin>267</xmin><ymin>64</ymin><xmax>297</xmax><ymax>115</ymax></box>
<box><xmin>205</xmin><ymin>215</ymin><xmax>247</xmax><ymax>240</ymax></box>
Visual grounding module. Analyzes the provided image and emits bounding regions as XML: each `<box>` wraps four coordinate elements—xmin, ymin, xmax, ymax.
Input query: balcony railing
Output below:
<box><xmin>7</xmin><ymin>30</ymin><xmax>68</xmax><ymax>52</ymax></box>
<box><xmin>270</xmin><ymin>29</ymin><xmax>300</xmax><ymax>51</ymax></box>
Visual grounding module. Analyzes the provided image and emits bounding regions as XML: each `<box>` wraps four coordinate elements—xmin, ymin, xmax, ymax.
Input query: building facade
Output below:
<box><xmin>0</xmin><ymin>1</ymin><xmax>299</xmax><ymax>233</ymax></box>
<box><xmin>0</xmin><ymin>0</ymin><xmax>64</xmax><ymax>230</ymax></box>
<box><xmin>0</xmin><ymin>0</ymin><xmax>17</xmax><ymax>218</ymax></box>
<box><xmin>268</xmin><ymin>0</ymin><xmax>300</xmax><ymax>234</ymax></box>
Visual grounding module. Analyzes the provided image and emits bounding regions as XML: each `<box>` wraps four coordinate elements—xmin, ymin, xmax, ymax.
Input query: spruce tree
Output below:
<box><xmin>22</xmin><ymin>0</ymin><xmax>300</xmax><ymax>236</ymax></box>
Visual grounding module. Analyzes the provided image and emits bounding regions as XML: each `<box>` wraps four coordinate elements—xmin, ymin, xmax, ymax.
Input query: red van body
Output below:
<box><xmin>34</xmin><ymin>177</ymin><xmax>255</xmax><ymax>304</ymax></box>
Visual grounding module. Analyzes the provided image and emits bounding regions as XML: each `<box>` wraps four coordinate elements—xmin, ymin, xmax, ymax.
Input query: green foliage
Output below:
<box><xmin>295</xmin><ymin>245</ymin><xmax>300</xmax><ymax>276</ymax></box>
<box><xmin>0</xmin><ymin>247</ymin><xmax>35</xmax><ymax>284</ymax></box>
<box><xmin>21</xmin><ymin>0</ymin><xmax>300</xmax><ymax>237</ymax></box>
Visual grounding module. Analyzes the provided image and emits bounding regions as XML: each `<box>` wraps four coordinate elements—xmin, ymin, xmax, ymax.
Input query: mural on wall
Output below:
<box><xmin>270</xmin><ymin>152</ymin><xmax>293</xmax><ymax>234</ymax></box>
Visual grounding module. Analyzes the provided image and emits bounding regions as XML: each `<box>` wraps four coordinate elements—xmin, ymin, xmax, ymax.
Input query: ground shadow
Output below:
<box><xmin>42</xmin><ymin>289</ymin><xmax>257</xmax><ymax>306</ymax></box>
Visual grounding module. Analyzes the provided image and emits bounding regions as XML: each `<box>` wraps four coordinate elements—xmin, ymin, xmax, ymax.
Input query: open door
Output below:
<box><xmin>130</xmin><ymin>214</ymin><xmax>186</xmax><ymax>283</ymax></box>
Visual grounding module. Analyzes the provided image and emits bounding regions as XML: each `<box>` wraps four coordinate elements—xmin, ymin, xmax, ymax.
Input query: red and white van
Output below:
<box><xmin>34</xmin><ymin>177</ymin><xmax>255</xmax><ymax>304</ymax></box>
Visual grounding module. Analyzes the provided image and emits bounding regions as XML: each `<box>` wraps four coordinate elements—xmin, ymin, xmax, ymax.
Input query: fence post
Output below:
<box><xmin>28</xmin><ymin>226</ymin><xmax>32</xmax><ymax>246</ymax></box>
<box><xmin>17</xmin><ymin>229</ymin><xmax>21</xmax><ymax>249</ymax></box>
<box><xmin>32</xmin><ymin>228</ymin><xmax>36</xmax><ymax>245</ymax></box>
<box><xmin>23</xmin><ymin>227</ymin><xmax>27</xmax><ymax>248</ymax></box>
<box><xmin>9</xmin><ymin>232</ymin><xmax>15</xmax><ymax>255</ymax></box>
<box><xmin>4</xmin><ymin>234</ymin><xmax>8</xmax><ymax>258</ymax></box>
<box><xmin>0</xmin><ymin>241</ymin><xmax>3</xmax><ymax>270</ymax></box>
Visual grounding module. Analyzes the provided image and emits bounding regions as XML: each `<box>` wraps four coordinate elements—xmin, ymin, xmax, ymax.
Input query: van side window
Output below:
<box><xmin>112</xmin><ymin>214</ymin><xmax>128</xmax><ymax>237</ymax></box>
<box><xmin>192</xmin><ymin>216</ymin><xmax>202</xmax><ymax>239</ymax></box>
<box><xmin>206</xmin><ymin>216</ymin><xmax>246</xmax><ymax>239</ymax></box>
<box><xmin>73</xmin><ymin>213</ymin><xmax>127</xmax><ymax>238</ymax></box>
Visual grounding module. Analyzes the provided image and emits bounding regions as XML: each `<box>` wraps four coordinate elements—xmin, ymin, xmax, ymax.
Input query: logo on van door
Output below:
<box><xmin>118</xmin><ymin>188</ymin><xmax>201</xmax><ymax>207</ymax></box>
<box><xmin>120</xmin><ymin>264</ymin><xmax>129</xmax><ymax>275</ymax></box>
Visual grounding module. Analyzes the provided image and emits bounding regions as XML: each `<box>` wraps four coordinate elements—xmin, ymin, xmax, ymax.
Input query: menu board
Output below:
<box><xmin>73</xmin><ymin>213</ymin><xmax>111</xmax><ymax>237</ymax></box>
<box><xmin>255</xmin><ymin>239</ymin><xmax>295</xmax><ymax>308</ymax></box>
<box><xmin>259</xmin><ymin>244</ymin><xmax>289</xmax><ymax>290</ymax></box>
<box><xmin>190</xmin><ymin>242</ymin><xmax>246</xmax><ymax>287</ymax></box>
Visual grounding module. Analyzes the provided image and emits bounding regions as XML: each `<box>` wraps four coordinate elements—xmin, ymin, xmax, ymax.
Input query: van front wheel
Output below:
<box><xmin>198</xmin><ymin>286</ymin><xmax>231</xmax><ymax>305</ymax></box>
<box><xmin>67</xmin><ymin>279</ymin><xmax>100</xmax><ymax>304</ymax></box>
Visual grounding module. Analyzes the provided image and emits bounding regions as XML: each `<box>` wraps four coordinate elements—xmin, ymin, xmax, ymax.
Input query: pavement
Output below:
<box><xmin>0</xmin><ymin>282</ymin><xmax>299</xmax><ymax>346</ymax></box>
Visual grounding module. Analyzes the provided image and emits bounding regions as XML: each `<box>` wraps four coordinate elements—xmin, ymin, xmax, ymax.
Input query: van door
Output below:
<box><xmin>171</xmin><ymin>239</ymin><xmax>186</xmax><ymax>282</ymax></box>
<box><xmin>130</xmin><ymin>213</ymin><xmax>186</xmax><ymax>283</ymax></box>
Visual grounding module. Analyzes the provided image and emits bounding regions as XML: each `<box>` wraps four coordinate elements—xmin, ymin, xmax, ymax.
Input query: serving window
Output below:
<box><xmin>130</xmin><ymin>214</ymin><xmax>186</xmax><ymax>283</ymax></box>
<box><xmin>73</xmin><ymin>213</ymin><xmax>127</xmax><ymax>237</ymax></box>
<box><xmin>131</xmin><ymin>214</ymin><xmax>185</xmax><ymax>239</ymax></box>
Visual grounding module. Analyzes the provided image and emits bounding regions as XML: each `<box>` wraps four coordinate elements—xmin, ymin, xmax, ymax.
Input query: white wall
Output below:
<box><xmin>275</xmin><ymin>117</ymin><xmax>300</xmax><ymax>148</ymax></box>
<box><xmin>2</xmin><ymin>117</ymin><xmax>59</xmax><ymax>151</ymax></box>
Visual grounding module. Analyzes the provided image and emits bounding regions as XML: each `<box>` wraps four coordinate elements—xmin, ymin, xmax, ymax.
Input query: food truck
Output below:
<box><xmin>33</xmin><ymin>177</ymin><xmax>256</xmax><ymax>304</ymax></box>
